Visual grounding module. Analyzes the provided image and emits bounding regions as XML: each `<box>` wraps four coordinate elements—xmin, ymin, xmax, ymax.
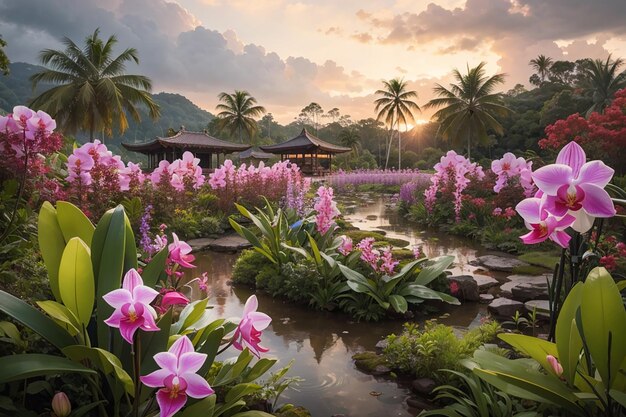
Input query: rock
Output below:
<box><xmin>366</xmin><ymin>215</ymin><xmax>378</xmax><ymax>220</ymax></box>
<box><xmin>275</xmin><ymin>406</ymin><xmax>312</xmax><ymax>417</ymax></box>
<box><xmin>187</xmin><ymin>237</ymin><xmax>214</xmax><ymax>252</ymax></box>
<box><xmin>371</xmin><ymin>365</ymin><xmax>392</xmax><ymax>375</ymax></box>
<box><xmin>500</xmin><ymin>274</ymin><xmax>552</xmax><ymax>298</ymax></box>
<box><xmin>406</xmin><ymin>397</ymin><xmax>435</xmax><ymax>411</ymax></box>
<box><xmin>511</xmin><ymin>282</ymin><xmax>549</xmax><ymax>302</ymax></box>
<box><xmin>448</xmin><ymin>275</ymin><xmax>480</xmax><ymax>301</ymax></box>
<box><xmin>207</xmin><ymin>234</ymin><xmax>252</xmax><ymax>252</ymax></box>
<box><xmin>476</xmin><ymin>255</ymin><xmax>530</xmax><ymax>272</ymax></box>
<box><xmin>353</xmin><ymin>351</ymin><xmax>390</xmax><ymax>375</ymax></box>
<box><xmin>375</xmin><ymin>339</ymin><xmax>388</xmax><ymax>354</ymax></box>
<box><xmin>524</xmin><ymin>300</ymin><xmax>551</xmax><ymax>317</ymax></box>
<box><xmin>474</xmin><ymin>275</ymin><xmax>499</xmax><ymax>292</ymax></box>
<box><xmin>488</xmin><ymin>298</ymin><xmax>525</xmax><ymax>318</ymax></box>
<box><xmin>411</xmin><ymin>378</ymin><xmax>436</xmax><ymax>395</ymax></box>
<box><xmin>479</xmin><ymin>294</ymin><xmax>495</xmax><ymax>304</ymax></box>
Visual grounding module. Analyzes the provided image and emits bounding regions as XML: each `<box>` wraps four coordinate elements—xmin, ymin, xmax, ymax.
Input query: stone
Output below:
<box><xmin>207</xmin><ymin>234</ymin><xmax>252</xmax><ymax>252</ymax></box>
<box><xmin>448</xmin><ymin>275</ymin><xmax>479</xmax><ymax>301</ymax></box>
<box><xmin>411</xmin><ymin>378</ymin><xmax>436</xmax><ymax>395</ymax></box>
<box><xmin>475</xmin><ymin>255</ymin><xmax>529</xmax><ymax>272</ymax></box>
<box><xmin>366</xmin><ymin>215</ymin><xmax>378</xmax><ymax>220</ymax></box>
<box><xmin>500</xmin><ymin>274</ymin><xmax>552</xmax><ymax>298</ymax></box>
<box><xmin>488</xmin><ymin>297</ymin><xmax>525</xmax><ymax>318</ymax></box>
<box><xmin>371</xmin><ymin>365</ymin><xmax>392</xmax><ymax>375</ymax></box>
<box><xmin>187</xmin><ymin>237</ymin><xmax>214</xmax><ymax>252</ymax></box>
<box><xmin>511</xmin><ymin>282</ymin><xmax>549</xmax><ymax>302</ymax></box>
<box><xmin>479</xmin><ymin>294</ymin><xmax>495</xmax><ymax>303</ymax></box>
<box><xmin>524</xmin><ymin>300</ymin><xmax>551</xmax><ymax>317</ymax></box>
<box><xmin>275</xmin><ymin>406</ymin><xmax>312</xmax><ymax>417</ymax></box>
<box><xmin>406</xmin><ymin>397</ymin><xmax>435</xmax><ymax>411</ymax></box>
<box><xmin>474</xmin><ymin>275</ymin><xmax>499</xmax><ymax>292</ymax></box>
<box><xmin>375</xmin><ymin>339</ymin><xmax>388</xmax><ymax>354</ymax></box>
<box><xmin>353</xmin><ymin>351</ymin><xmax>390</xmax><ymax>375</ymax></box>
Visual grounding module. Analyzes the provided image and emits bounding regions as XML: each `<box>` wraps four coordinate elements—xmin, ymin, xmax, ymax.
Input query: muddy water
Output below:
<box><xmin>188</xmin><ymin>194</ymin><xmax>498</xmax><ymax>417</ymax></box>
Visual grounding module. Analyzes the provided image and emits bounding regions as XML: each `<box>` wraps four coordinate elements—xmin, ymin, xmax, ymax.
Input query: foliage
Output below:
<box><xmin>232</xmin><ymin>249</ymin><xmax>269</xmax><ymax>287</ymax></box>
<box><xmin>383</xmin><ymin>320</ymin><xmax>501</xmax><ymax>384</ymax></box>
<box><xmin>468</xmin><ymin>267</ymin><xmax>626</xmax><ymax>417</ymax></box>
<box><xmin>216</xmin><ymin>90</ymin><xmax>266</xmax><ymax>143</ymax></box>
<box><xmin>579</xmin><ymin>55</ymin><xmax>626</xmax><ymax>115</ymax></box>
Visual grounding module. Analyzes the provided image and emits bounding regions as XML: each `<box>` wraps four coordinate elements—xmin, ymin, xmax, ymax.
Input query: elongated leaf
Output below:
<box><xmin>141</xmin><ymin>309</ymin><xmax>172</xmax><ymax>375</ymax></box>
<box><xmin>59</xmin><ymin>238</ymin><xmax>94</xmax><ymax>327</ymax></box>
<box><xmin>242</xmin><ymin>358</ymin><xmax>277</xmax><ymax>383</ymax></box>
<box><xmin>415</xmin><ymin>255</ymin><xmax>455</xmax><ymax>285</ymax></box>
<box><xmin>142</xmin><ymin>246</ymin><xmax>168</xmax><ymax>288</ymax></box>
<box><xmin>63</xmin><ymin>345</ymin><xmax>134</xmax><ymax>394</ymax></box>
<box><xmin>92</xmin><ymin>206</ymin><xmax>127</xmax><ymax>348</ymax></box>
<box><xmin>225</xmin><ymin>383</ymin><xmax>261</xmax><ymax>403</ymax></box>
<box><xmin>199</xmin><ymin>327</ymin><xmax>225</xmax><ymax>377</ymax></box>
<box><xmin>0</xmin><ymin>354</ymin><xmax>96</xmax><ymax>383</ymax></box>
<box><xmin>172</xmin><ymin>299</ymin><xmax>210</xmax><ymax>334</ymax></box>
<box><xmin>180</xmin><ymin>395</ymin><xmax>216</xmax><ymax>417</ymax></box>
<box><xmin>56</xmin><ymin>201</ymin><xmax>94</xmax><ymax>246</ymax></box>
<box><xmin>389</xmin><ymin>294</ymin><xmax>408</xmax><ymax>313</ymax></box>
<box><xmin>36</xmin><ymin>300</ymin><xmax>81</xmax><ymax>336</ymax></box>
<box><xmin>401</xmin><ymin>284</ymin><xmax>460</xmax><ymax>305</ymax></box>
<box><xmin>0</xmin><ymin>290</ymin><xmax>75</xmax><ymax>350</ymax></box>
<box><xmin>609</xmin><ymin>389</ymin><xmax>626</xmax><ymax>408</ymax></box>
<box><xmin>123</xmin><ymin>216</ymin><xmax>138</xmax><ymax>271</ymax></box>
<box><xmin>555</xmin><ymin>283</ymin><xmax>583</xmax><ymax>384</ymax></box>
<box><xmin>38</xmin><ymin>201</ymin><xmax>66</xmax><ymax>301</ymax></box>
<box><xmin>580</xmin><ymin>267</ymin><xmax>626</xmax><ymax>388</ymax></box>
<box><xmin>499</xmin><ymin>334</ymin><xmax>557</xmax><ymax>375</ymax></box>
<box><xmin>307</xmin><ymin>232</ymin><xmax>322</xmax><ymax>265</ymax></box>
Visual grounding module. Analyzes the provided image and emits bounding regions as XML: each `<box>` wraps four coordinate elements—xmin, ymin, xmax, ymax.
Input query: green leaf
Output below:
<box><xmin>142</xmin><ymin>246</ymin><xmax>168</xmax><ymax>288</ymax></box>
<box><xmin>58</xmin><ymin>238</ymin><xmax>94</xmax><ymax>327</ymax></box>
<box><xmin>180</xmin><ymin>395</ymin><xmax>216</xmax><ymax>417</ymax></box>
<box><xmin>36</xmin><ymin>300</ymin><xmax>81</xmax><ymax>337</ymax></box>
<box><xmin>0</xmin><ymin>354</ymin><xmax>96</xmax><ymax>383</ymax></box>
<box><xmin>401</xmin><ymin>284</ymin><xmax>460</xmax><ymax>305</ymax></box>
<box><xmin>172</xmin><ymin>299</ymin><xmax>210</xmax><ymax>334</ymax></box>
<box><xmin>0</xmin><ymin>290</ymin><xmax>75</xmax><ymax>350</ymax></box>
<box><xmin>555</xmin><ymin>283</ymin><xmax>583</xmax><ymax>385</ymax></box>
<box><xmin>56</xmin><ymin>201</ymin><xmax>94</xmax><ymax>246</ymax></box>
<box><xmin>141</xmin><ymin>309</ymin><xmax>173</xmax><ymax>375</ymax></box>
<box><xmin>307</xmin><ymin>232</ymin><xmax>322</xmax><ymax>265</ymax></box>
<box><xmin>580</xmin><ymin>267</ymin><xmax>626</xmax><ymax>388</ymax></box>
<box><xmin>37</xmin><ymin>201</ymin><xmax>66</xmax><ymax>302</ymax></box>
<box><xmin>123</xmin><ymin>215</ymin><xmax>138</xmax><ymax>271</ymax></box>
<box><xmin>499</xmin><ymin>334</ymin><xmax>557</xmax><ymax>376</ymax></box>
<box><xmin>609</xmin><ymin>389</ymin><xmax>626</xmax><ymax>408</ymax></box>
<box><xmin>225</xmin><ymin>383</ymin><xmax>261</xmax><ymax>403</ymax></box>
<box><xmin>388</xmin><ymin>294</ymin><xmax>408</xmax><ymax>313</ymax></box>
<box><xmin>198</xmin><ymin>327</ymin><xmax>225</xmax><ymax>377</ymax></box>
<box><xmin>617</xmin><ymin>280</ymin><xmax>626</xmax><ymax>292</ymax></box>
<box><xmin>415</xmin><ymin>255</ymin><xmax>455</xmax><ymax>285</ymax></box>
<box><xmin>92</xmin><ymin>206</ymin><xmax>127</xmax><ymax>348</ymax></box>
<box><xmin>63</xmin><ymin>345</ymin><xmax>134</xmax><ymax>395</ymax></box>
<box><xmin>242</xmin><ymin>358</ymin><xmax>277</xmax><ymax>383</ymax></box>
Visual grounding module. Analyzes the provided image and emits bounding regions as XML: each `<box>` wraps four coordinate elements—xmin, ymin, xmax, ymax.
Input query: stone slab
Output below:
<box><xmin>475</xmin><ymin>255</ymin><xmax>529</xmax><ymax>272</ymax></box>
<box><xmin>500</xmin><ymin>274</ymin><xmax>552</xmax><ymax>298</ymax></box>
<box><xmin>488</xmin><ymin>297</ymin><xmax>525</xmax><ymax>318</ymax></box>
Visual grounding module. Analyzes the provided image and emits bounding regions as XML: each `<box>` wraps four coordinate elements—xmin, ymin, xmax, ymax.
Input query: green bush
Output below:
<box><xmin>199</xmin><ymin>215</ymin><xmax>225</xmax><ymax>235</ymax></box>
<box><xmin>263</xmin><ymin>261</ymin><xmax>319</xmax><ymax>304</ymax></box>
<box><xmin>232</xmin><ymin>249</ymin><xmax>268</xmax><ymax>286</ymax></box>
<box><xmin>168</xmin><ymin>208</ymin><xmax>201</xmax><ymax>239</ymax></box>
<box><xmin>383</xmin><ymin>320</ymin><xmax>501</xmax><ymax>384</ymax></box>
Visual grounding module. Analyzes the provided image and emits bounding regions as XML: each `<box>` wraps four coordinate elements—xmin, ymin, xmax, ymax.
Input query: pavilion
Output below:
<box><xmin>260</xmin><ymin>128</ymin><xmax>351</xmax><ymax>175</ymax></box>
<box><xmin>238</xmin><ymin>147</ymin><xmax>274</xmax><ymax>165</ymax></box>
<box><xmin>122</xmin><ymin>127</ymin><xmax>250</xmax><ymax>170</ymax></box>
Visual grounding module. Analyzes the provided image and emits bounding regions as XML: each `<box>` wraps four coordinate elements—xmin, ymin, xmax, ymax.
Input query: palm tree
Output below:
<box><xmin>30</xmin><ymin>28</ymin><xmax>159</xmax><ymax>142</ymax></box>
<box><xmin>374</xmin><ymin>78</ymin><xmax>420</xmax><ymax>169</ymax></box>
<box><xmin>424</xmin><ymin>62</ymin><xmax>511</xmax><ymax>161</ymax></box>
<box><xmin>580</xmin><ymin>54</ymin><xmax>626</xmax><ymax>115</ymax></box>
<box><xmin>215</xmin><ymin>90</ymin><xmax>266</xmax><ymax>143</ymax></box>
<box><xmin>338</xmin><ymin>128</ymin><xmax>361</xmax><ymax>161</ymax></box>
<box><xmin>529</xmin><ymin>55</ymin><xmax>553</xmax><ymax>83</ymax></box>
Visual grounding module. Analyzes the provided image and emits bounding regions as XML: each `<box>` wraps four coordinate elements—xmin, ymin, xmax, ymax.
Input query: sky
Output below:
<box><xmin>1</xmin><ymin>0</ymin><xmax>626</xmax><ymax>125</ymax></box>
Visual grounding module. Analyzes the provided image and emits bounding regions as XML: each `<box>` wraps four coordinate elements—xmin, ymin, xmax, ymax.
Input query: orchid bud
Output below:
<box><xmin>51</xmin><ymin>392</ymin><xmax>71</xmax><ymax>417</ymax></box>
<box><xmin>546</xmin><ymin>354</ymin><xmax>563</xmax><ymax>376</ymax></box>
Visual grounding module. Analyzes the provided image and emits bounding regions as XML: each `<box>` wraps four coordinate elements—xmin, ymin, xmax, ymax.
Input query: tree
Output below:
<box><xmin>260</xmin><ymin>113</ymin><xmax>274</xmax><ymax>139</ymax></box>
<box><xmin>301</xmin><ymin>102</ymin><xmax>323</xmax><ymax>134</ymax></box>
<box><xmin>30</xmin><ymin>28</ymin><xmax>159</xmax><ymax>142</ymax></box>
<box><xmin>215</xmin><ymin>90</ymin><xmax>266</xmax><ymax>143</ymax></box>
<box><xmin>580</xmin><ymin>54</ymin><xmax>626</xmax><ymax>115</ymax></box>
<box><xmin>374</xmin><ymin>78</ymin><xmax>420</xmax><ymax>169</ymax></box>
<box><xmin>424</xmin><ymin>62</ymin><xmax>511</xmax><ymax>160</ymax></box>
<box><xmin>529</xmin><ymin>54</ymin><xmax>553</xmax><ymax>83</ymax></box>
<box><xmin>324</xmin><ymin>107</ymin><xmax>340</xmax><ymax>123</ymax></box>
<box><xmin>0</xmin><ymin>35</ymin><xmax>9</xmax><ymax>75</ymax></box>
<box><xmin>338</xmin><ymin>128</ymin><xmax>361</xmax><ymax>159</ymax></box>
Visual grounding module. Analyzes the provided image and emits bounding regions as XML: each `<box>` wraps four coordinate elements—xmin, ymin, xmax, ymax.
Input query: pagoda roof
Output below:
<box><xmin>122</xmin><ymin>129</ymin><xmax>250</xmax><ymax>153</ymax></box>
<box><xmin>238</xmin><ymin>147</ymin><xmax>274</xmax><ymax>160</ymax></box>
<box><xmin>260</xmin><ymin>128</ymin><xmax>351</xmax><ymax>154</ymax></box>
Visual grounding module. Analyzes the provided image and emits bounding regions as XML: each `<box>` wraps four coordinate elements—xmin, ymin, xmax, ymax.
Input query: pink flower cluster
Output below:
<box><xmin>338</xmin><ymin>235</ymin><xmax>353</xmax><ymax>256</ymax></box>
<box><xmin>66</xmin><ymin>140</ymin><xmax>130</xmax><ymax>187</ymax></box>
<box><xmin>492</xmin><ymin>206</ymin><xmax>517</xmax><ymax>220</ymax></box>
<box><xmin>150</xmin><ymin>151</ymin><xmax>205</xmax><ymax>191</ymax></box>
<box><xmin>491</xmin><ymin>152</ymin><xmax>535</xmax><ymax>197</ymax></box>
<box><xmin>314</xmin><ymin>185</ymin><xmax>340</xmax><ymax>234</ymax></box>
<box><xmin>424</xmin><ymin>151</ymin><xmax>485</xmax><ymax>221</ymax></box>
<box><xmin>516</xmin><ymin>142</ymin><xmax>616</xmax><ymax>248</ymax></box>
<box><xmin>355</xmin><ymin>238</ymin><xmax>399</xmax><ymax>275</ymax></box>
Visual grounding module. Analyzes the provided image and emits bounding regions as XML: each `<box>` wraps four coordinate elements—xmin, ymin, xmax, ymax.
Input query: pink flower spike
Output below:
<box><xmin>141</xmin><ymin>336</ymin><xmax>214</xmax><ymax>417</ymax></box>
<box><xmin>232</xmin><ymin>295</ymin><xmax>272</xmax><ymax>357</ymax></box>
<box><xmin>546</xmin><ymin>354</ymin><xmax>563</xmax><ymax>377</ymax></box>
<box><xmin>103</xmin><ymin>269</ymin><xmax>160</xmax><ymax>344</ymax></box>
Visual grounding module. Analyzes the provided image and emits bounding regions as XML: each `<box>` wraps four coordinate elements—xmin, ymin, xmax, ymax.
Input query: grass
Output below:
<box><xmin>518</xmin><ymin>251</ymin><xmax>560</xmax><ymax>270</ymax></box>
<box><xmin>512</xmin><ymin>264</ymin><xmax>551</xmax><ymax>276</ymax></box>
<box><xmin>344</xmin><ymin>230</ymin><xmax>410</xmax><ymax>248</ymax></box>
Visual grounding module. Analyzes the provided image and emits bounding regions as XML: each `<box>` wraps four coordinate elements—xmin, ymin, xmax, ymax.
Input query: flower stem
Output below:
<box><xmin>132</xmin><ymin>333</ymin><xmax>142</xmax><ymax>417</ymax></box>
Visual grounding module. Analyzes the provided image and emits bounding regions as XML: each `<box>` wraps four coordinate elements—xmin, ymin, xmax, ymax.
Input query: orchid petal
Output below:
<box><xmin>104</xmin><ymin>309</ymin><xmax>125</xmax><ymax>328</ymax></box>
<box><xmin>133</xmin><ymin>285</ymin><xmax>159</xmax><ymax>305</ymax></box>
<box><xmin>102</xmin><ymin>289</ymin><xmax>132</xmax><ymax>308</ymax></box>
<box><xmin>551</xmin><ymin>230</ymin><xmax>571</xmax><ymax>249</ymax></box>
<box><xmin>576</xmin><ymin>161</ymin><xmax>615</xmax><ymax>188</ymax></box>
<box><xmin>154</xmin><ymin>352</ymin><xmax>178</xmax><ymax>374</ymax></box>
<box><xmin>122</xmin><ymin>269</ymin><xmax>143</xmax><ymax>292</ymax></box>
<box><xmin>578</xmin><ymin>184</ymin><xmax>616</xmax><ymax>217</ymax></box>
<box><xmin>571</xmin><ymin>211</ymin><xmax>595</xmax><ymax>233</ymax></box>
<box><xmin>248</xmin><ymin>312</ymin><xmax>272</xmax><ymax>330</ymax></box>
<box><xmin>179</xmin><ymin>352</ymin><xmax>207</xmax><ymax>374</ymax></box>
<box><xmin>243</xmin><ymin>295</ymin><xmax>259</xmax><ymax>316</ymax></box>
<box><xmin>140</xmin><ymin>309</ymin><xmax>160</xmax><ymax>332</ymax></box>
<box><xmin>140</xmin><ymin>369</ymin><xmax>171</xmax><ymax>388</ymax></box>
<box><xmin>532</xmin><ymin>165</ymin><xmax>572</xmax><ymax>195</ymax></box>
<box><xmin>156</xmin><ymin>389</ymin><xmax>187</xmax><ymax>417</ymax></box>
<box><xmin>520</xmin><ymin>229</ymin><xmax>548</xmax><ymax>244</ymax></box>
<box><xmin>169</xmin><ymin>335</ymin><xmax>195</xmax><ymax>357</ymax></box>
<box><xmin>556</xmin><ymin>141</ymin><xmax>586</xmax><ymax>177</ymax></box>
<box><xmin>119</xmin><ymin>319</ymin><xmax>142</xmax><ymax>344</ymax></box>
<box><xmin>182</xmin><ymin>373</ymin><xmax>214</xmax><ymax>398</ymax></box>
<box><xmin>515</xmin><ymin>198</ymin><xmax>542</xmax><ymax>224</ymax></box>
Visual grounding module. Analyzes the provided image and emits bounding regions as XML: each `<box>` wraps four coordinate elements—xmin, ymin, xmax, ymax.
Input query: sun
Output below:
<box><xmin>404</xmin><ymin>119</ymin><xmax>430</xmax><ymax>130</ymax></box>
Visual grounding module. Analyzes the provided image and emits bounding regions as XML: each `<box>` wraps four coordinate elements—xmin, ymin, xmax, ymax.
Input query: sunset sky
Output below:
<box><xmin>1</xmin><ymin>0</ymin><xmax>626</xmax><ymax>124</ymax></box>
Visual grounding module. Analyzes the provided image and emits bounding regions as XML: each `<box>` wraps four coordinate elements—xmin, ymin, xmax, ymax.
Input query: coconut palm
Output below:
<box><xmin>215</xmin><ymin>90</ymin><xmax>266</xmax><ymax>143</ymax></box>
<box><xmin>30</xmin><ymin>29</ymin><xmax>159</xmax><ymax>142</ymax></box>
<box><xmin>424</xmin><ymin>62</ymin><xmax>511</xmax><ymax>161</ymax></box>
<box><xmin>374</xmin><ymin>78</ymin><xmax>420</xmax><ymax>169</ymax></box>
<box><xmin>529</xmin><ymin>55</ymin><xmax>553</xmax><ymax>83</ymax></box>
<box><xmin>580</xmin><ymin>54</ymin><xmax>626</xmax><ymax>115</ymax></box>
<box><xmin>338</xmin><ymin>128</ymin><xmax>361</xmax><ymax>158</ymax></box>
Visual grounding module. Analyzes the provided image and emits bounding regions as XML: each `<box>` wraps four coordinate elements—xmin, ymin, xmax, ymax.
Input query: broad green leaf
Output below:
<box><xmin>141</xmin><ymin>245</ymin><xmax>168</xmax><ymax>288</ymax></box>
<box><xmin>213</xmin><ymin>399</ymin><xmax>245</xmax><ymax>417</ymax></box>
<box><xmin>415</xmin><ymin>255</ymin><xmax>455</xmax><ymax>285</ymax></box>
<box><xmin>63</xmin><ymin>345</ymin><xmax>134</xmax><ymax>395</ymax></box>
<box><xmin>0</xmin><ymin>354</ymin><xmax>96</xmax><ymax>383</ymax></box>
<box><xmin>59</xmin><ymin>238</ymin><xmax>94</xmax><ymax>327</ymax></box>
<box><xmin>389</xmin><ymin>294</ymin><xmax>408</xmax><ymax>313</ymax></box>
<box><xmin>0</xmin><ymin>290</ymin><xmax>75</xmax><ymax>350</ymax></box>
<box><xmin>198</xmin><ymin>327</ymin><xmax>225</xmax><ymax>377</ymax></box>
<box><xmin>499</xmin><ymin>334</ymin><xmax>557</xmax><ymax>376</ymax></box>
<box><xmin>36</xmin><ymin>300</ymin><xmax>81</xmax><ymax>337</ymax></box>
<box><xmin>555</xmin><ymin>283</ymin><xmax>583</xmax><ymax>385</ymax></box>
<box><xmin>609</xmin><ymin>389</ymin><xmax>626</xmax><ymax>408</ymax></box>
<box><xmin>307</xmin><ymin>232</ymin><xmax>322</xmax><ymax>265</ymax></box>
<box><xmin>56</xmin><ymin>201</ymin><xmax>94</xmax><ymax>246</ymax></box>
<box><xmin>213</xmin><ymin>349</ymin><xmax>253</xmax><ymax>387</ymax></box>
<box><xmin>242</xmin><ymin>358</ymin><xmax>277</xmax><ymax>383</ymax></box>
<box><xmin>580</xmin><ymin>267</ymin><xmax>626</xmax><ymax>387</ymax></box>
<box><xmin>180</xmin><ymin>395</ymin><xmax>216</xmax><ymax>417</ymax></box>
<box><xmin>225</xmin><ymin>383</ymin><xmax>261</xmax><ymax>403</ymax></box>
<box><xmin>0</xmin><ymin>321</ymin><xmax>23</xmax><ymax>345</ymax></box>
<box><xmin>172</xmin><ymin>299</ymin><xmax>210</xmax><ymax>334</ymax></box>
<box><xmin>401</xmin><ymin>284</ymin><xmax>460</xmax><ymax>305</ymax></box>
<box><xmin>123</xmin><ymin>216</ymin><xmax>138</xmax><ymax>272</ymax></box>
<box><xmin>141</xmin><ymin>309</ymin><xmax>172</xmax><ymax>375</ymax></box>
<box><xmin>92</xmin><ymin>206</ymin><xmax>127</xmax><ymax>348</ymax></box>
<box><xmin>37</xmin><ymin>201</ymin><xmax>66</xmax><ymax>301</ymax></box>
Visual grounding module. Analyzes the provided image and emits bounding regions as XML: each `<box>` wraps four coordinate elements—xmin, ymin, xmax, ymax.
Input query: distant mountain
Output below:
<box><xmin>0</xmin><ymin>62</ymin><xmax>215</xmax><ymax>146</ymax></box>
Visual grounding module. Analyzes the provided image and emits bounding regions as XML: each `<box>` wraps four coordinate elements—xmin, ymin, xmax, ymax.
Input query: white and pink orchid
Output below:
<box><xmin>516</xmin><ymin>197</ymin><xmax>576</xmax><ymax>248</ymax></box>
<box><xmin>232</xmin><ymin>295</ymin><xmax>272</xmax><ymax>358</ymax></box>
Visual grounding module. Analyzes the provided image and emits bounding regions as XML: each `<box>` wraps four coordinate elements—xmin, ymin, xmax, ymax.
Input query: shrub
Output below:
<box><xmin>383</xmin><ymin>320</ymin><xmax>500</xmax><ymax>384</ymax></box>
<box><xmin>232</xmin><ymin>249</ymin><xmax>268</xmax><ymax>286</ymax></box>
<box><xmin>199</xmin><ymin>215</ymin><xmax>225</xmax><ymax>236</ymax></box>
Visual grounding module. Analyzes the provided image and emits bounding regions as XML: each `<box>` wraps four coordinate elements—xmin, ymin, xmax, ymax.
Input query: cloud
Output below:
<box><xmin>437</xmin><ymin>37</ymin><xmax>480</xmax><ymax>54</ymax></box>
<box><xmin>351</xmin><ymin>32</ymin><xmax>373</xmax><ymax>43</ymax></box>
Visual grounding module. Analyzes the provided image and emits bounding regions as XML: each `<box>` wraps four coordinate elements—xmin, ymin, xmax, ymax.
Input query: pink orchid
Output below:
<box><xmin>141</xmin><ymin>336</ymin><xmax>214</xmax><ymax>417</ymax></box>
<box><xmin>197</xmin><ymin>272</ymin><xmax>209</xmax><ymax>292</ymax></box>
<box><xmin>232</xmin><ymin>295</ymin><xmax>272</xmax><ymax>357</ymax></box>
<box><xmin>338</xmin><ymin>235</ymin><xmax>353</xmax><ymax>256</ymax></box>
<box><xmin>0</xmin><ymin>114</ymin><xmax>19</xmax><ymax>133</ymax></box>
<box><xmin>26</xmin><ymin>110</ymin><xmax>56</xmax><ymax>136</ymax></box>
<box><xmin>12</xmin><ymin>105</ymin><xmax>34</xmax><ymax>128</ymax></box>
<box><xmin>103</xmin><ymin>269</ymin><xmax>160</xmax><ymax>344</ymax></box>
<box><xmin>168</xmin><ymin>233</ymin><xmax>196</xmax><ymax>268</ymax></box>
<box><xmin>546</xmin><ymin>354</ymin><xmax>563</xmax><ymax>377</ymax></box>
<box><xmin>516</xmin><ymin>197</ymin><xmax>576</xmax><ymax>248</ymax></box>
<box><xmin>160</xmin><ymin>291</ymin><xmax>190</xmax><ymax>312</ymax></box>
<box><xmin>379</xmin><ymin>247</ymin><xmax>399</xmax><ymax>275</ymax></box>
<box><xmin>532</xmin><ymin>142</ymin><xmax>616</xmax><ymax>232</ymax></box>
<box><xmin>412</xmin><ymin>245</ymin><xmax>421</xmax><ymax>259</ymax></box>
